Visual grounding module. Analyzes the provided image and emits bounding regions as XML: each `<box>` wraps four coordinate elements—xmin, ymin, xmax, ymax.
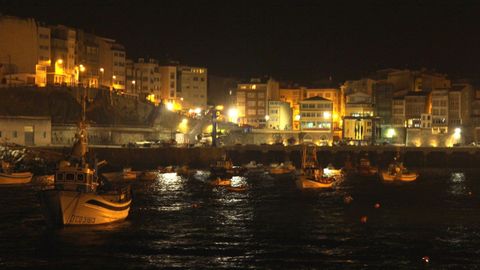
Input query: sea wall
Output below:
<box><xmin>39</xmin><ymin>145</ymin><xmax>480</xmax><ymax>171</ymax></box>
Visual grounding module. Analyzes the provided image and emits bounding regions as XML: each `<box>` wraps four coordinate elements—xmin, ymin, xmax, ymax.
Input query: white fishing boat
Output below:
<box><xmin>296</xmin><ymin>146</ymin><xmax>336</xmax><ymax>189</ymax></box>
<box><xmin>41</xmin><ymin>96</ymin><xmax>131</xmax><ymax>226</ymax></box>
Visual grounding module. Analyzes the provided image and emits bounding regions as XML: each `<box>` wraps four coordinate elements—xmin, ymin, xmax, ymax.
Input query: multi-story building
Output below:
<box><xmin>0</xmin><ymin>15</ymin><xmax>51</xmax><ymax>86</ymax></box>
<box><xmin>98</xmin><ymin>37</ymin><xmax>126</xmax><ymax>90</ymax></box>
<box><xmin>304</xmin><ymin>88</ymin><xmax>343</xmax><ymax>129</ymax></box>
<box><xmin>387</xmin><ymin>69</ymin><xmax>451</xmax><ymax>95</ymax></box>
<box><xmin>236</xmin><ymin>79</ymin><xmax>268</xmax><ymax>128</ymax></box>
<box><xmin>392</xmin><ymin>97</ymin><xmax>405</xmax><ymax>127</ymax></box>
<box><xmin>430</xmin><ymin>89</ymin><xmax>449</xmax><ymax>133</ymax></box>
<box><xmin>48</xmin><ymin>25</ymin><xmax>77</xmax><ymax>86</ymax></box>
<box><xmin>373</xmin><ymin>81</ymin><xmax>394</xmax><ymax>125</ymax></box>
<box><xmin>420</xmin><ymin>113</ymin><xmax>432</xmax><ymax>129</ymax></box>
<box><xmin>342</xmin><ymin>92</ymin><xmax>378</xmax><ymax>143</ymax></box>
<box><xmin>449</xmin><ymin>83</ymin><xmax>473</xmax><ymax>128</ymax></box>
<box><xmin>341</xmin><ymin>78</ymin><xmax>376</xmax><ymax>95</ymax></box>
<box><xmin>76</xmin><ymin>30</ymin><xmax>100</xmax><ymax>88</ymax></box>
<box><xmin>177</xmin><ymin>66</ymin><xmax>207</xmax><ymax>110</ymax></box>
<box><xmin>279</xmin><ymin>87</ymin><xmax>304</xmax><ymax>130</ymax></box>
<box><xmin>299</xmin><ymin>96</ymin><xmax>333</xmax><ymax>131</ymax></box>
<box><xmin>404</xmin><ymin>92</ymin><xmax>428</xmax><ymax>128</ymax></box>
<box><xmin>126</xmin><ymin>58</ymin><xmax>161</xmax><ymax>103</ymax></box>
<box><xmin>266</xmin><ymin>101</ymin><xmax>292</xmax><ymax>130</ymax></box>
<box><xmin>159</xmin><ymin>66</ymin><xmax>177</xmax><ymax>102</ymax></box>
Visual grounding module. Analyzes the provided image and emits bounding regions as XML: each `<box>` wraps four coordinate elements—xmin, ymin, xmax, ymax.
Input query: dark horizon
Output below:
<box><xmin>1</xmin><ymin>0</ymin><xmax>480</xmax><ymax>84</ymax></box>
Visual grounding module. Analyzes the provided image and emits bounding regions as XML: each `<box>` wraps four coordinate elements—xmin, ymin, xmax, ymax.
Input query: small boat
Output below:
<box><xmin>242</xmin><ymin>161</ymin><xmax>266</xmax><ymax>175</ymax></box>
<box><xmin>40</xmin><ymin>98</ymin><xmax>131</xmax><ymax>226</ymax></box>
<box><xmin>381</xmin><ymin>161</ymin><xmax>418</xmax><ymax>182</ymax></box>
<box><xmin>210</xmin><ymin>156</ymin><xmax>245</xmax><ymax>177</ymax></box>
<box><xmin>138</xmin><ymin>170</ymin><xmax>158</xmax><ymax>181</ymax></box>
<box><xmin>269</xmin><ymin>161</ymin><xmax>296</xmax><ymax>175</ymax></box>
<box><xmin>0</xmin><ymin>171</ymin><xmax>33</xmax><ymax>184</ymax></box>
<box><xmin>225</xmin><ymin>185</ymin><xmax>248</xmax><ymax>192</ymax></box>
<box><xmin>296</xmin><ymin>146</ymin><xmax>336</xmax><ymax>189</ymax></box>
<box><xmin>323</xmin><ymin>163</ymin><xmax>344</xmax><ymax>180</ymax></box>
<box><xmin>0</xmin><ymin>159</ymin><xmax>33</xmax><ymax>185</ymax></box>
<box><xmin>210</xmin><ymin>177</ymin><xmax>231</xmax><ymax>186</ymax></box>
<box><xmin>356</xmin><ymin>157</ymin><xmax>378</xmax><ymax>177</ymax></box>
<box><xmin>102</xmin><ymin>167</ymin><xmax>137</xmax><ymax>182</ymax></box>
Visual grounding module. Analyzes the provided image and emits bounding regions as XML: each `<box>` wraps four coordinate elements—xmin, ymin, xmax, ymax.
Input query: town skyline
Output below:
<box><xmin>1</xmin><ymin>0</ymin><xmax>480</xmax><ymax>83</ymax></box>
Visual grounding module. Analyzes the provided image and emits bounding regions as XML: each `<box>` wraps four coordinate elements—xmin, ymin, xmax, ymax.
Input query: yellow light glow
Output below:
<box><xmin>215</xmin><ymin>105</ymin><xmax>224</xmax><ymax>111</ymax></box>
<box><xmin>132</xmin><ymin>80</ymin><xmax>136</xmax><ymax>84</ymax></box>
<box><xmin>194</xmin><ymin>108</ymin><xmax>201</xmax><ymax>114</ymax></box>
<box><xmin>228</xmin><ymin>108</ymin><xmax>239</xmax><ymax>123</ymax></box>
<box><xmin>166</xmin><ymin>102</ymin><xmax>174</xmax><ymax>111</ymax></box>
<box><xmin>178</xmin><ymin>118</ymin><xmax>188</xmax><ymax>133</ymax></box>
<box><xmin>182</xmin><ymin>118</ymin><xmax>188</xmax><ymax>124</ymax></box>
<box><xmin>265</xmin><ymin>115</ymin><xmax>270</xmax><ymax>121</ymax></box>
<box><xmin>295</xmin><ymin>114</ymin><xmax>301</xmax><ymax>121</ymax></box>
<box><xmin>323</xmin><ymin>111</ymin><xmax>331</xmax><ymax>119</ymax></box>
<box><xmin>99</xmin><ymin>67</ymin><xmax>104</xmax><ymax>73</ymax></box>
<box><xmin>112</xmin><ymin>75</ymin><xmax>116</xmax><ymax>79</ymax></box>
<box><xmin>386</xmin><ymin>128</ymin><xmax>396</xmax><ymax>138</ymax></box>
<box><xmin>146</xmin><ymin>94</ymin><xmax>156</xmax><ymax>103</ymax></box>
<box><xmin>79</xmin><ymin>65</ymin><xmax>86</xmax><ymax>72</ymax></box>
<box><xmin>56</xmin><ymin>59</ymin><xmax>63</xmax><ymax>64</ymax></box>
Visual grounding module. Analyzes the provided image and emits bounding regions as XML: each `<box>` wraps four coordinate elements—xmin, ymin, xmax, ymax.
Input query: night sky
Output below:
<box><xmin>1</xmin><ymin>0</ymin><xmax>480</xmax><ymax>83</ymax></box>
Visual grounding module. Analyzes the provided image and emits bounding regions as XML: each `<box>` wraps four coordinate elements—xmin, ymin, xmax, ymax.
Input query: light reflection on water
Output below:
<box><xmin>1</xmin><ymin>171</ymin><xmax>480</xmax><ymax>268</ymax></box>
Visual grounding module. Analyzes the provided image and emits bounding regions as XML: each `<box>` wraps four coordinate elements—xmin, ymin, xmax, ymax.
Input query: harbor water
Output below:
<box><xmin>1</xmin><ymin>171</ymin><xmax>480</xmax><ymax>269</ymax></box>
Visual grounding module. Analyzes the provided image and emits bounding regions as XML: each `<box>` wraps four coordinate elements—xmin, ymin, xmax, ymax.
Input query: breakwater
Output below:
<box><xmin>38</xmin><ymin>145</ymin><xmax>480</xmax><ymax>170</ymax></box>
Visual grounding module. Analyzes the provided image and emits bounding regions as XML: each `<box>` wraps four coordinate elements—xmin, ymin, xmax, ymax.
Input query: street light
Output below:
<box><xmin>99</xmin><ymin>68</ymin><xmax>104</xmax><ymax>87</ymax></box>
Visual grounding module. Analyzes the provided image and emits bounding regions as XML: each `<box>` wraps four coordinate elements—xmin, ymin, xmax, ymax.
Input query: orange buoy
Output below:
<box><xmin>374</xmin><ymin>203</ymin><xmax>381</xmax><ymax>209</ymax></box>
<box><xmin>360</xmin><ymin>216</ymin><xmax>368</xmax><ymax>223</ymax></box>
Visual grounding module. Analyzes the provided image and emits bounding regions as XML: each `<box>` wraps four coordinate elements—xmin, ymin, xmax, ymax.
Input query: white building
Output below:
<box><xmin>267</xmin><ymin>101</ymin><xmax>292</xmax><ymax>130</ymax></box>
<box><xmin>0</xmin><ymin>116</ymin><xmax>51</xmax><ymax>146</ymax></box>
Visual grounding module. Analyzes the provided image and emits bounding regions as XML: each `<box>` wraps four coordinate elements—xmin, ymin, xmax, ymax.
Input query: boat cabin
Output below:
<box><xmin>55</xmin><ymin>166</ymin><xmax>98</xmax><ymax>192</ymax></box>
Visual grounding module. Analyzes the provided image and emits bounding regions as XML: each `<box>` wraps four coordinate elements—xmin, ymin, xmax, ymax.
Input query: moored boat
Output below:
<box><xmin>40</xmin><ymin>97</ymin><xmax>132</xmax><ymax>226</ymax></box>
<box><xmin>0</xmin><ymin>158</ymin><xmax>32</xmax><ymax>185</ymax></box>
<box><xmin>0</xmin><ymin>171</ymin><xmax>33</xmax><ymax>185</ymax></box>
<box><xmin>210</xmin><ymin>177</ymin><xmax>232</xmax><ymax>186</ymax></box>
<box><xmin>269</xmin><ymin>161</ymin><xmax>296</xmax><ymax>175</ymax></box>
<box><xmin>381</xmin><ymin>160</ymin><xmax>418</xmax><ymax>182</ymax></box>
<box><xmin>295</xmin><ymin>146</ymin><xmax>336</xmax><ymax>189</ymax></box>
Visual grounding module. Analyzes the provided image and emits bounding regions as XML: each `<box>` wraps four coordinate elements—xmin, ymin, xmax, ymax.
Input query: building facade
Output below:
<box><xmin>159</xmin><ymin>66</ymin><xmax>177</xmax><ymax>102</ymax></box>
<box><xmin>98</xmin><ymin>37</ymin><xmax>126</xmax><ymax>91</ymax></box>
<box><xmin>0</xmin><ymin>116</ymin><xmax>51</xmax><ymax>146</ymax></box>
<box><xmin>0</xmin><ymin>15</ymin><xmax>51</xmax><ymax>87</ymax></box>
<box><xmin>236</xmin><ymin>79</ymin><xmax>268</xmax><ymax>128</ymax></box>
<box><xmin>266</xmin><ymin>101</ymin><xmax>292</xmax><ymax>130</ymax></box>
<box><xmin>177</xmin><ymin>66</ymin><xmax>207</xmax><ymax>110</ymax></box>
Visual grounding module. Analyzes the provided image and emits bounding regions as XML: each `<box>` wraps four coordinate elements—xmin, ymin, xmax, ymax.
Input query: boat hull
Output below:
<box><xmin>381</xmin><ymin>171</ymin><xmax>418</xmax><ymax>182</ymax></box>
<box><xmin>41</xmin><ymin>190</ymin><xmax>131</xmax><ymax>225</ymax></box>
<box><xmin>296</xmin><ymin>176</ymin><xmax>334</xmax><ymax>189</ymax></box>
<box><xmin>0</xmin><ymin>172</ymin><xmax>33</xmax><ymax>184</ymax></box>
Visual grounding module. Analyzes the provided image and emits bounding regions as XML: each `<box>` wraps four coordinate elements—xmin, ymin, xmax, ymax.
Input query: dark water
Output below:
<box><xmin>1</xmin><ymin>171</ymin><xmax>480</xmax><ymax>269</ymax></box>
